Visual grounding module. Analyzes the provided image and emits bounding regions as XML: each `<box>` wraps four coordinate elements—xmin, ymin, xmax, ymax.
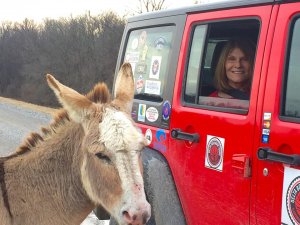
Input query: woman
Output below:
<box><xmin>210</xmin><ymin>39</ymin><xmax>256</xmax><ymax>100</ymax></box>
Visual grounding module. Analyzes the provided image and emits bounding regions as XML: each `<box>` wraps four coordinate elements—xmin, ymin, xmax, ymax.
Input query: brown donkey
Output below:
<box><xmin>0</xmin><ymin>63</ymin><xmax>151</xmax><ymax>225</ymax></box>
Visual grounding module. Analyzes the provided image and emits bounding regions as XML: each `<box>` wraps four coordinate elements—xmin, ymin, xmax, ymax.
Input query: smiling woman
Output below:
<box><xmin>210</xmin><ymin>39</ymin><xmax>256</xmax><ymax>100</ymax></box>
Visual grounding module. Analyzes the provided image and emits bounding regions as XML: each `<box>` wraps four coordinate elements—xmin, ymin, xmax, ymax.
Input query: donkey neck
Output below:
<box><xmin>1</xmin><ymin>121</ymin><xmax>94</xmax><ymax>224</ymax></box>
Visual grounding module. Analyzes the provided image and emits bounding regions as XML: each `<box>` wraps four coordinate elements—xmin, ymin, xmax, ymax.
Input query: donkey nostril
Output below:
<box><xmin>122</xmin><ymin>210</ymin><xmax>131</xmax><ymax>221</ymax></box>
<box><xmin>123</xmin><ymin>210</ymin><xmax>139</xmax><ymax>223</ymax></box>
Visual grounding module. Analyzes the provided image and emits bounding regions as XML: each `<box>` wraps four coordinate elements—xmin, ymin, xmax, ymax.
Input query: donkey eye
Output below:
<box><xmin>95</xmin><ymin>152</ymin><xmax>111</xmax><ymax>162</ymax></box>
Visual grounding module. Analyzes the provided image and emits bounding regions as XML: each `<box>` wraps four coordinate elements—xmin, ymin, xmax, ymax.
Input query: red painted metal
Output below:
<box><xmin>168</xmin><ymin>6</ymin><xmax>273</xmax><ymax>225</ymax></box>
<box><xmin>253</xmin><ymin>3</ymin><xmax>300</xmax><ymax>224</ymax></box>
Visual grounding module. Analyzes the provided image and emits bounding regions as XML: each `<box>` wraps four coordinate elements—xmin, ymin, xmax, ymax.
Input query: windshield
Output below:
<box><xmin>124</xmin><ymin>26</ymin><xmax>174</xmax><ymax>100</ymax></box>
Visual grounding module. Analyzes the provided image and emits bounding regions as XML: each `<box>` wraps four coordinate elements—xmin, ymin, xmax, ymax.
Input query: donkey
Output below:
<box><xmin>0</xmin><ymin>63</ymin><xmax>151</xmax><ymax>225</ymax></box>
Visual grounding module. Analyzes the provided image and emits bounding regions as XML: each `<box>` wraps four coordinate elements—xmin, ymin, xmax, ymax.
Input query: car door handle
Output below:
<box><xmin>171</xmin><ymin>129</ymin><xmax>200</xmax><ymax>143</ymax></box>
<box><xmin>257</xmin><ymin>147</ymin><xmax>300</xmax><ymax>166</ymax></box>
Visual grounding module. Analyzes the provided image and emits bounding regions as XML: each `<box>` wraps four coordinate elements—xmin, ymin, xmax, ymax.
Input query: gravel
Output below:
<box><xmin>0</xmin><ymin>102</ymin><xmax>52</xmax><ymax>155</ymax></box>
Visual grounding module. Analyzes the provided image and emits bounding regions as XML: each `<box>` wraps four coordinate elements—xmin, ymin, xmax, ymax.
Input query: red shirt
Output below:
<box><xmin>209</xmin><ymin>91</ymin><xmax>219</xmax><ymax>97</ymax></box>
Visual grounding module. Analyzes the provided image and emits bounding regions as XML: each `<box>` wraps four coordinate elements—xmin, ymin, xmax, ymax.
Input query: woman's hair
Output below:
<box><xmin>213</xmin><ymin>39</ymin><xmax>256</xmax><ymax>93</ymax></box>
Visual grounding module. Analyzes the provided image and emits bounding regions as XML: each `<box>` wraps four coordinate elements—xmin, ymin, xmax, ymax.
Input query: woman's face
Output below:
<box><xmin>225</xmin><ymin>47</ymin><xmax>251</xmax><ymax>90</ymax></box>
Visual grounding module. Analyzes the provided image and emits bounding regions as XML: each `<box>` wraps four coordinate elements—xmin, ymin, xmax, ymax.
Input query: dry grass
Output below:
<box><xmin>0</xmin><ymin>96</ymin><xmax>58</xmax><ymax>116</ymax></box>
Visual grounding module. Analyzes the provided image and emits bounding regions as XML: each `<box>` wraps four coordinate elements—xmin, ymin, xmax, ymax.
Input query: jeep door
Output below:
<box><xmin>169</xmin><ymin>5</ymin><xmax>272</xmax><ymax>225</ymax></box>
<box><xmin>254</xmin><ymin>2</ymin><xmax>300</xmax><ymax>224</ymax></box>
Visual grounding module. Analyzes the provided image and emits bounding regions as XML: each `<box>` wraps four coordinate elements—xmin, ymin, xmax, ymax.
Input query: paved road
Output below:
<box><xmin>0</xmin><ymin>101</ymin><xmax>109</xmax><ymax>225</ymax></box>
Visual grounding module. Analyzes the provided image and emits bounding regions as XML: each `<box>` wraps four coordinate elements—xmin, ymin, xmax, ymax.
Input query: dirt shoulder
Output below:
<box><xmin>0</xmin><ymin>96</ymin><xmax>58</xmax><ymax>116</ymax></box>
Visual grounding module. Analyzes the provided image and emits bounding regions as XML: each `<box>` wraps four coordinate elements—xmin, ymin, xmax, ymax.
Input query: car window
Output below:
<box><xmin>282</xmin><ymin>17</ymin><xmax>300</xmax><ymax>120</ymax></box>
<box><xmin>124</xmin><ymin>26</ymin><xmax>174</xmax><ymax>102</ymax></box>
<box><xmin>185</xmin><ymin>25</ymin><xmax>207</xmax><ymax>102</ymax></box>
<box><xmin>184</xmin><ymin>19</ymin><xmax>260</xmax><ymax>112</ymax></box>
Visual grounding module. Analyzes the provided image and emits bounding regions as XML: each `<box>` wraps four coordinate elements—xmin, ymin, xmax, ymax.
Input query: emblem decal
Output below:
<box><xmin>145</xmin><ymin>129</ymin><xmax>152</xmax><ymax>145</ymax></box>
<box><xmin>205</xmin><ymin>135</ymin><xmax>225</xmax><ymax>172</ymax></box>
<box><xmin>154</xmin><ymin>37</ymin><xmax>167</xmax><ymax>50</ymax></box>
<box><xmin>286</xmin><ymin>176</ymin><xmax>300</xmax><ymax>224</ymax></box>
<box><xmin>149</xmin><ymin>56</ymin><xmax>162</xmax><ymax>79</ymax></box>
<box><xmin>153</xmin><ymin>129</ymin><xmax>167</xmax><ymax>152</ymax></box>
<box><xmin>162</xmin><ymin>100</ymin><xmax>171</xmax><ymax>121</ymax></box>
<box><xmin>281</xmin><ymin>167</ymin><xmax>300</xmax><ymax>224</ymax></box>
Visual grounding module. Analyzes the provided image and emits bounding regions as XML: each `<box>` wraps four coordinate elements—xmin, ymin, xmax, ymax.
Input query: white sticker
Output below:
<box><xmin>145</xmin><ymin>80</ymin><xmax>161</xmax><ymax>95</ymax></box>
<box><xmin>145</xmin><ymin>129</ymin><xmax>152</xmax><ymax>145</ymax></box>
<box><xmin>149</xmin><ymin>56</ymin><xmax>162</xmax><ymax>79</ymax></box>
<box><xmin>262</xmin><ymin>129</ymin><xmax>270</xmax><ymax>135</ymax></box>
<box><xmin>281</xmin><ymin>167</ymin><xmax>300</xmax><ymax>225</ymax></box>
<box><xmin>264</xmin><ymin>112</ymin><xmax>272</xmax><ymax>120</ymax></box>
<box><xmin>205</xmin><ymin>135</ymin><xmax>225</xmax><ymax>172</ymax></box>
<box><xmin>146</xmin><ymin>107</ymin><xmax>159</xmax><ymax>122</ymax></box>
<box><xmin>131</xmin><ymin>38</ymin><xmax>138</xmax><ymax>50</ymax></box>
<box><xmin>125</xmin><ymin>52</ymin><xmax>139</xmax><ymax>63</ymax></box>
<box><xmin>138</xmin><ymin>104</ymin><xmax>146</xmax><ymax>122</ymax></box>
<box><xmin>131</xmin><ymin>63</ymin><xmax>136</xmax><ymax>76</ymax></box>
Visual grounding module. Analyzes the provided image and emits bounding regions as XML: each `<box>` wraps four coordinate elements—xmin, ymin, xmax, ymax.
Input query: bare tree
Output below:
<box><xmin>136</xmin><ymin>0</ymin><xmax>166</xmax><ymax>14</ymax></box>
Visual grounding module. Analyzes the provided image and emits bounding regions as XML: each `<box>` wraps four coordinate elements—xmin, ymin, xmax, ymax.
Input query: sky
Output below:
<box><xmin>0</xmin><ymin>0</ymin><xmax>222</xmax><ymax>23</ymax></box>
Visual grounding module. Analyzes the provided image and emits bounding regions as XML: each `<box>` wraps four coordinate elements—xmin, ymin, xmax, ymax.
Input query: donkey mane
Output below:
<box><xmin>13</xmin><ymin>82</ymin><xmax>111</xmax><ymax>156</ymax></box>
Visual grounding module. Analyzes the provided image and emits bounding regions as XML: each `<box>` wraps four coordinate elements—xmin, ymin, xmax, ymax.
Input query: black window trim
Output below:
<box><xmin>280</xmin><ymin>14</ymin><xmax>300</xmax><ymax>123</ymax></box>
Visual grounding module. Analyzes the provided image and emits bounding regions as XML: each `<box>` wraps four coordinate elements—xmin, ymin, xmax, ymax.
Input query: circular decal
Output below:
<box><xmin>287</xmin><ymin>176</ymin><xmax>300</xmax><ymax>224</ymax></box>
<box><xmin>154</xmin><ymin>37</ymin><xmax>167</xmax><ymax>50</ymax></box>
<box><xmin>162</xmin><ymin>101</ymin><xmax>171</xmax><ymax>121</ymax></box>
<box><xmin>146</xmin><ymin>107</ymin><xmax>159</xmax><ymax>122</ymax></box>
<box><xmin>145</xmin><ymin>129</ymin><xmax>152</xmax><ymax>145</ymax></box>
<box><xmin>206</xmin><ymin>137</ymin><xmax>223</xmax><ymax>168</ymax></box>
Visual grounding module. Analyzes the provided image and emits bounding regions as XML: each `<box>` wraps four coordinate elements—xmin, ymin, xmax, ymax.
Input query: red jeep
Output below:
<box><xmin>108</xmin><ymin>0</ymin><xmax>300</xmax><ymax>224</ymax></box>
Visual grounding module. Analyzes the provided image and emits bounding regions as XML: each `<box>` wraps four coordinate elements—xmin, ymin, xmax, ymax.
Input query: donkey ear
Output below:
<box><xmin>113</xmin><ymin>63</ymin><xmax>134</xmax><ymax>114</ymax></box>
<box><xmin>46</xmin><ymin>74</ymin><xmax>93</xmax><ymax>123</ymax></box>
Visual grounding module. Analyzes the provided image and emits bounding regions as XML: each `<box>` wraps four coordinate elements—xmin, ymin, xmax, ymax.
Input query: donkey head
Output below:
<box><xmin>47</xmin><ymin>63</ymin><xmax>151</xmax><ymax>225</ymax></box>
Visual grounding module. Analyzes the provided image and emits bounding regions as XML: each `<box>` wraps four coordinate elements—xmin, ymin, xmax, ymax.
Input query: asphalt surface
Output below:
<box><xmin>0</xmin><ymin>101</ymin><xmax>109</xmax><ymax>225</ymax></box>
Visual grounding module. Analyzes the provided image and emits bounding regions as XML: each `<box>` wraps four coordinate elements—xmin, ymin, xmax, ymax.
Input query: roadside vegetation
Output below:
<box><xmin>0</xmin><ymin>0</ymin><xmax>170</xmax><ymax>107</ymax></box>
<box><xmin>0</xmin><ymin>12</ymin><xmax>125</xmax><ymax>107</ymax></box>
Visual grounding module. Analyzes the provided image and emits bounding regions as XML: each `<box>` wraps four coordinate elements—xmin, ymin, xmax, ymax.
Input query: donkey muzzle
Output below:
<box><xmin>121</xmin><ymin>200</ymin><xmax>151</xmax><ymax>225</ymax></box>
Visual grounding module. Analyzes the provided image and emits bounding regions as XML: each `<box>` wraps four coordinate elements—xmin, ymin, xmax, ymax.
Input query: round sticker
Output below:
<box><xmin>162</xmin><ymin>101</ymin><xmax>171</xmax><ymax>121</ymax></box>
<box><xmin>154</xmin><ymin>37</ymin><xmax>166</xmax><ymax>50</ymax></box>
<box><xmin>206</xmin><ymin>137</ymin><xmax>223</xmax><ymax>168</ymax></box>
<box><xmin>287</xmin><ymin>176</ymin><xmax>300</xmax><ymax>224</ymax></box>
<box><xmin>145</xmin><ymin>129</ymin><xmax>152</xmax><ymax>145</ymax></box>
<box><xmin>146</xmin><ymin>107</ymin><xmax>159</xmax><ymax>122</ymax></box>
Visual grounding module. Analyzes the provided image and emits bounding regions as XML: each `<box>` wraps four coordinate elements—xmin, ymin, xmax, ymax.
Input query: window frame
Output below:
<box><xmin>182</xmin><ymin>17</ymin><xmax>261</xmax><ymax>115</ymax></box>
<box><xmin>114</xmin><ymin>14</ymin><xmax>186</xmax><ymax>129</ymax></box>
<box><xmin>122</xmin><ymin>25</ymin><xmax>176</xmax><ymax>102</ymax></box>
